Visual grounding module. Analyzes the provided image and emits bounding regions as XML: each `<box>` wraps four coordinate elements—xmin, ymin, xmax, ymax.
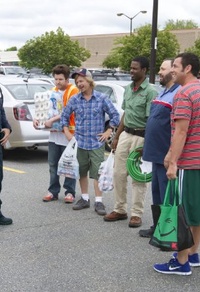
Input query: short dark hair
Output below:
<box><xmin>52</xmin><ymin>64</ymin><xmax>70</xmax><ymax>79</ymax></box>
<box><xmin>175</xmin><ymin>52</ymin><xmax>200</xmax><ymax>77</ymax></box>
<box><xmin>132</xmin><ymin>56</ymin><xmax>149</xmax><ymax>71</ymax></box>
<box><xmin>163</xmin><ymin>58</ymin><xmax>174</xmax><ymax>66</ymax></box>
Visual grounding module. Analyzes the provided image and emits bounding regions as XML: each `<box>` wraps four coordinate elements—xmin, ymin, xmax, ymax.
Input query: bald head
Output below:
<box><xmin>158</xmin><ymin>59</ymin><xmax>174</xmax><ymax>87</ymax></box>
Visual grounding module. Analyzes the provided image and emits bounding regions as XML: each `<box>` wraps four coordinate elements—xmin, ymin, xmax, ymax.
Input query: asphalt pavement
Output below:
<box><xmin>0</xmin><ymin>148</ymin><xmax>200</xmax><ymax>292</ymax></box>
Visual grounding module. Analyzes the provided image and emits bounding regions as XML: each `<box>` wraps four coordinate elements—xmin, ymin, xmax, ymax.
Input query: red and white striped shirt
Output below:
<box><xmin>171</xmin><ymin>80</ymin><xmax>200</xmax><ymax>169</ymax></box>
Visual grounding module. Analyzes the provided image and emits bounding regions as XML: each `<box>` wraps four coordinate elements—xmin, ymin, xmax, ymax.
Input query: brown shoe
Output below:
<box><xmin>43</xmin><ymin>193</ymin><xmax>58</xmax><ymax>202</ymax></box>
<box><xmin>129</xmin><ymin>216</ymin><xmax>142</xmax><ymax>228</ymax></box>
<box><xmin>104</xmin><ymin>211</ymin><xmax>128</xmax><ymax>222</ymax></box>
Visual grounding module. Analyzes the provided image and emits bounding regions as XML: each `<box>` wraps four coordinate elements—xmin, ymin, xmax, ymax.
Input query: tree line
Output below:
<box><xmin>2</xmin><ymin>20</ymin><xmax>200</xmax><ymax>74</ymax></box>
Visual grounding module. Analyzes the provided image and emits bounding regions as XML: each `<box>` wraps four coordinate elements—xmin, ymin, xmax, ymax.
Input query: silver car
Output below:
<box><xmin>0</xmin><ymin>77</ymin><xmax>53</xmax><ymax>151</ymax></box>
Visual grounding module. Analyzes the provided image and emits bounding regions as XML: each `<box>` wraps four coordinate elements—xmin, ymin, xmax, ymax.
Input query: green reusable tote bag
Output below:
<box><xmin>149</xmin><ymin>178</ymin><xmax>194</xmax><ymax>251</ymax></box>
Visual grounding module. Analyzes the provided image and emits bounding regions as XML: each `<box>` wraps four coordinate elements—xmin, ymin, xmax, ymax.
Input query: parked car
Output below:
<box><xmin>94</xmin><ymin>80</ymin><xmax>128</xmax><ymax>151</ymax></box>
<box><xmin>95</xmin><ymin>80</ymin><xmax>162</xmax><ymax>151</ymax></box>
<box><xmin>0</xmin><ymin>65</ymin><xmax>27</xmax><ymax>76</ymax></box>
<box><xmin>0</xmin><ymin>77</ymin><xmax>53</xmax><ymax>152</ymax></box>
<box><xmin>92</xmin><ymin>72</ymin><xmax>131</xmax><ymax>81</ymax></box>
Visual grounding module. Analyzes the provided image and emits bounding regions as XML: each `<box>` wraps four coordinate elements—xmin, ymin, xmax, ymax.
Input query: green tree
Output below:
<box><xmin>185</xmin><ymin>38</ymin><xmax>200</xmax><ymax>57</ymax></box>
<box><xmin>102</xmin><ymin>54</ymin><xmax>120</xmax><ymax>69</ymax></box>
<box><xmin>5</xmin><ymin>46</ymin><xmax>18</xmax><ymax>51</ymax></box>
<box><xmin>18</xmin><ymin>27</ymin><xmax>91</xmax><ymax>74</ymax></box>
<box><xmin>102</xmin><ymin>24</ymin><xmax>180</xmax><ymax>72</ymax></box>
<box><xmin>164</xmin><ymin>19</ymin><xmax>198</xmax><ymax>30</ymax></box>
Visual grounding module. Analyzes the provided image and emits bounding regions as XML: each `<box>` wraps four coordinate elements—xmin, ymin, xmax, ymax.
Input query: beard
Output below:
<box><xmin>160</xmin><ymin>72</ymin><xmax>172</xmax><ymax>86</ymax></box>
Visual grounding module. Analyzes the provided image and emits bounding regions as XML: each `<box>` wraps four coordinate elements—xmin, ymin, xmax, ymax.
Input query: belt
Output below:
<box><xmin>124</xmin><ymin>127</ymin><xmax>145</xmax><ymax>137</ymax></box>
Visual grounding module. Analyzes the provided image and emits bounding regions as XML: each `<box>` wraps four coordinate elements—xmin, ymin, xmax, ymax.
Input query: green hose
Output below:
<box><xmin>126</xmin><ymin>147</ymin><xmax>152</xmax><ymax>183</ymax></box>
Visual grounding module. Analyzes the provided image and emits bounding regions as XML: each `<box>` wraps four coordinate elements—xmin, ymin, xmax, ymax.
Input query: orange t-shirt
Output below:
<box><xmin>53</xmin><ymin>84</ymin><xmax>79</xmax><ymax>134</ymax></box>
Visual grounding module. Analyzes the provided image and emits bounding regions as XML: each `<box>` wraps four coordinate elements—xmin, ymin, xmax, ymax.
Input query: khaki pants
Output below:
<box><xmin>113</xmin><ymin>131</ymin><xmax>147</xmax><ymax>217</ymax></box>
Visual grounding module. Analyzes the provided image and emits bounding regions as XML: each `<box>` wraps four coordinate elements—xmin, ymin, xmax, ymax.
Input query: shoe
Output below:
<box><xmin>0</xmin><ymin>212</ymin><xmax>13</xmax><ymax>225</ymax></box>
<box><xmin>172</xmin><ymin>252</ymin><xmax>200</xmax><ymax>267</ymax></box>
<box><xmin>153</xmin><ymin>258</ymin><xmax>192</xmax><ymax>275</ymax></box>
<box><xmin>43</xmin><ymin>193</ymin><xmax>58</xmax><ymax>202</ymax></box>
<box><xmin>139</xmin><ymin>227</ymin><xmax>154</xmax><ymax>238</ymax></box>
<box><xmin>94</xmin><ymin>202</ymin><xmax>106</xmax><ymax>216</ymax></box>
<box><xmin>104</xmin><ymin>211</ymin><xmax>128</xmax><ymax>222</ymax></box>
<box><xmin>64</xmin><ymin>193</ymin><xmax>75</xmax><ymax>204</ymax></box>
<box><xmin>129</xmin><ymin>216</ymin><xmax>142</xmax><ymax>228</ymax></box>
<box><xmin>73</xmin><ymin>198</ymin><xmax>90</xmax><ymax>210</ymax></box>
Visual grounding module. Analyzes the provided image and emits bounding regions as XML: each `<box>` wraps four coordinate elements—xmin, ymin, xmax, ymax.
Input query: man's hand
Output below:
<box><xmin>33</xmin><ymin>118</ymin><xmax>40</xmax><ymax>129</ymax></box>
<box><xmin>44</xmin><ymin>120</ymin><xmax>53</xmax><ymax>128</ymax></box>
<box><xmin>166</xmin><ymin>163</ymin><xmax>177</xmax><ymax>179</ymax></box>
<box><xmin>0</xmin><ymin>128</ymin><xmax>11</xmax><ymax>146</ymax></box>
<box><xmin>111</xmin><ymin>137</ymin><xmax>118</xmax><ymax>151</ymax></box>
<box><xmin>97</xmin><ymin>128</ymin><xmax>112</xmax><ymax>142</ymax></box>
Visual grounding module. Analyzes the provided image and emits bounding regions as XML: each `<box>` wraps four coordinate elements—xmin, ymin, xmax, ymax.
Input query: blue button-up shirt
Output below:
<box><xmin>61</xmin><ymin>90</ymin><xmax>120</xmax><ymax>150</ymax></box>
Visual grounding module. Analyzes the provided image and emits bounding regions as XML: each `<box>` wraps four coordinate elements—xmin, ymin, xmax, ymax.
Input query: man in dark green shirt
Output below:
<box><xmin>104</xmin><ymin>56</ymin><xmax>158</xmax><ymax>227</ymax></box>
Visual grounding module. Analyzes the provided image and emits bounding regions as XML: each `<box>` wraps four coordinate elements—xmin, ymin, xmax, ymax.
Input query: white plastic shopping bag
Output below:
<box><xmin>98</xmin><ymin>151</ymin><xmax>115</xmax><ymax>192</ymax></box>
<box><xmin>57</xmin><ymin>137</ymin><xmax>79</xmax><ymax>179</ymax></box>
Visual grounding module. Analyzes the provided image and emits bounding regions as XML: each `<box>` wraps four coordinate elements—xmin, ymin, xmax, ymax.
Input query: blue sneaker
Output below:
<box><xmin>172</xmin><ymin>252</ymin><xmax>200</xmax><ymax>267</ymax></box>
<box><xmin>154</xmin><ymin>258</ymin><xmax>192</xmax><ymax>275</ymax></box>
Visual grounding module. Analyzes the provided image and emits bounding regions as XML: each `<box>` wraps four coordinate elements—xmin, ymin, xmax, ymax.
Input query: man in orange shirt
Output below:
<box><xmin>33</xmin><ymin>65</ymin><xmax>79</xmax><ymax>203</ymax></box>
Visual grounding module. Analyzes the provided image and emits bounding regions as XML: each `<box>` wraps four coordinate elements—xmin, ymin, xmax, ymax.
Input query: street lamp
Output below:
<box><xmin>117</xmin><ymin>10</ymin><xmax>147</xmax><ymax>35</ymax></box>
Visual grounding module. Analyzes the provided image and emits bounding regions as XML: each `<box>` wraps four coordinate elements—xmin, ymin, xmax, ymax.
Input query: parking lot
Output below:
<box><xmin>0</xmin><ymin>147</ymin><xmax>200</xmax><ymax>292</ymax></box>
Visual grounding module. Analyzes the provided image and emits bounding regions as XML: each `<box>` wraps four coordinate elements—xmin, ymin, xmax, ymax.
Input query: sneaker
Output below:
<box><xmin>104</xmin><ymin>211</ymin><xmax>128</xmax><ymax>222</ymax></box>
<box><xmin>94</xmin><ymin>202</ymin><xmax>106</xmax><ymax>216</ymax></box>
<box><xmin>139</xmin><ymin>227</ymin><xmax>154</xmax><ymax>238</ymax></box>
<box><xmin>64</xmin><ymin>193</ymin><xmax>75</xmax><ymax>204</ymax></box>
<box><xmin>43</xmin><ymin>193</ymin><xmax>58</xmax><ymax>202</ymax></box>
<box><xmin>154</xmin><ymin>258</ymin><xmax>192</xmax><ymax>275</ymax></box>
<box><xmin>73</xmin><ymin>197</ymin><xmax>90</xmax><ymax>210</ymax></box>
<box><xmin>0</xmin><ymin>212</ymin><xmax>13</xmax><ymax>225</ymax></box>
<box><xmin>172</xmin><ymin>252</ymin><xmax>200</xmax><ymax>267</ymax></box>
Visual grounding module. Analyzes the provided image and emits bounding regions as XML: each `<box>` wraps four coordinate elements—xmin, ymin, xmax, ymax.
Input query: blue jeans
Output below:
<box><xmin>151</xmin><ymin>163</ymin><xmax>168</xmax><ymax>205</ymax></box>
<box><xmin>48</xmin><ymin>142</ymin><xmax>76</xmax><ymax>197</ymax></box>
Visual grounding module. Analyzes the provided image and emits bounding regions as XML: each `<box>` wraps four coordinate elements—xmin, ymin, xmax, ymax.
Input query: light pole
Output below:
<box><xmin>117</xmin><ymin>11</ymin><xmax>147</xmax><ymax>35</ymax></box>
<box><xmin>149</xmin><ymin>0</ymin><xmax>158</xmax><ymax>84</ymax></box>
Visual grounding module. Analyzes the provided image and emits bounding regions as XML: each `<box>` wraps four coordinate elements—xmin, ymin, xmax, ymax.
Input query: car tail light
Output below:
<box><xmin>13</xmin><ymin>104</ymin><xmax>32</xmax><ymax>121</ymax></box>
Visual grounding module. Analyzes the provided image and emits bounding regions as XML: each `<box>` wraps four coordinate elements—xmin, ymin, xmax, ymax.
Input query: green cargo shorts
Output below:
<box><xmin>77</xmin><ymin>146</ymin><xmax>105</xmax><ymax>180</ymax></box>
<box><xmin>179</xmin><ymin>169</ymin><xmax>200</xmax><ymax>226</ymax></box>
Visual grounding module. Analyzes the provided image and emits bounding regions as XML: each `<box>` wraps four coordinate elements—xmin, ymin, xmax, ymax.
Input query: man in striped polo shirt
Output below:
<box><xmin>139</xmin><ymin>59</ymin><xmax>180</xmax><ymax>239</ymax></box>
<box><xmin>154</xmin><ymin>52</ymin><xmax>200</xmax><ymax>276</ymax></box>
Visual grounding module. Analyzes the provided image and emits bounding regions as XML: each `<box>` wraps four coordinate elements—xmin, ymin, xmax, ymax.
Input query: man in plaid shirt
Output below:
<box><xmin>61</xmin><ymin>68</ymin><xmax>120</xmax><ymax>215</ymax></box>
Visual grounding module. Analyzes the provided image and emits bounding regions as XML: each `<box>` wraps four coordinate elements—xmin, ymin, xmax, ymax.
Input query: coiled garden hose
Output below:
<box><xmin>126</xmin><ymin>147</ymin><xmax>152</xmax><ymax>183</ymax></box>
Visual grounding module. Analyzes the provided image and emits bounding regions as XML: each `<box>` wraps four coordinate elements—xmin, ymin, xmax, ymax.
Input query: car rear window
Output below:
<box><xmin>95</xmin><ymin>85</ymin><xmax>116</xmax><ymax>103</ymax></box>
<box><xmin>5</xmin><ymin>84</ymin><xmax>52</xmax><ymax>100</ymax></box>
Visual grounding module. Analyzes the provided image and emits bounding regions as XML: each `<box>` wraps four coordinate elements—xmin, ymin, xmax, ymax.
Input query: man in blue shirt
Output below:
<box><xmin>139</xmin><ymin>59</ymin><xmax>180</xmax><ymax>238</ymax></box>
<box><xmin>61</xmin><ymin>68</ymin><xmax>120</xmax><ymax>215</ymax></box>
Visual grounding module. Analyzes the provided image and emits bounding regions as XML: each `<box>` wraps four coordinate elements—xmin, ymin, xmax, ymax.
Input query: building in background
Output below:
<box><xmin>1</xmin><ymin>29</ymin><xmax>200</xmax><ymax>68</ymax></box>
<box><xmin>0</xmin><ymin>51</ymin><xmax>20</xmax><ymax>65</ymax></box>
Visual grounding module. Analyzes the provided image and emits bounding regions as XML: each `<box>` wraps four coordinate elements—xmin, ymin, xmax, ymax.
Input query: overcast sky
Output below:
<box><xmin>0</xmin><ymin>0</ymin><xmax>200</xmax><ymax>50</ymax></box>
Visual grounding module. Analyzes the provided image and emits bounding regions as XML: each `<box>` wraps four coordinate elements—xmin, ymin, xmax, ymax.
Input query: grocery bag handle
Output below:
<box><xmin>163</xmin><ymin>178</ymin><xmax>180</xmax><ymax>206</ymax></box>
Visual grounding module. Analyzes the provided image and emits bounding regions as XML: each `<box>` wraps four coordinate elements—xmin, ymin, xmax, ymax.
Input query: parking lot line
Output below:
<box><xmin>3</xmin><ymin>166</ymin><xmax>26</xmax><ymax>174</ymax></box>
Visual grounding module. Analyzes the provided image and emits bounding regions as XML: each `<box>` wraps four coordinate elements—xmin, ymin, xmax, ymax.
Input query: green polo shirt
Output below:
<box><xmin>122</xmin><ymin>78</ymin><xmax>158</xmax><ymax>128</ymax></box>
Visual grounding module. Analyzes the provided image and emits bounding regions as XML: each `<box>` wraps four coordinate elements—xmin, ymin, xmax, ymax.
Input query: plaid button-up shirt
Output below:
<box><xmin>61</xmin><ymin>90</ymin><xmax>120</xmax><ymax>150</ymax></box>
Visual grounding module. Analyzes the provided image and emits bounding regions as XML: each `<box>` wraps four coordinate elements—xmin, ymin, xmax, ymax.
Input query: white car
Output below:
<box><xmin>0</xmin><ymin>65</ymin><xmax>26</xmax><ymax>76</ymax></box>
<box><xmin>95</xmin><ymin>80</ymin><xmax>129</xmax><ymax>151</ymax></box>
<box><xmin>0</xmin><ymin>77</ymin><xmax>53</xmax><ymax>152</ymax></box>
